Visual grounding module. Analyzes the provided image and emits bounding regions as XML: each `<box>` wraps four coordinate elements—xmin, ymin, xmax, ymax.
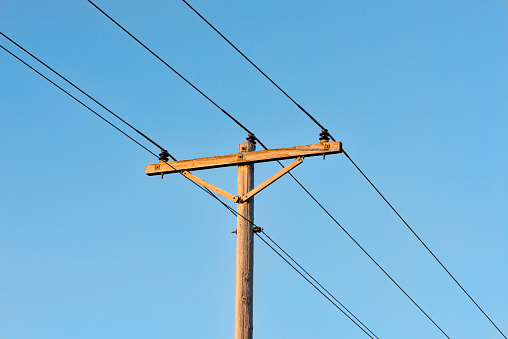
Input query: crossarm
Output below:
<box><xmin>146</xmin><ymin>141</ymin><xmax>341</xmax><ymax>176</ymax></box>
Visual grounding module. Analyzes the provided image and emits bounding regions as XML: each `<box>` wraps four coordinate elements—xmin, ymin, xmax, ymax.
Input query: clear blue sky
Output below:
<box><xmin>1</xmin><ymin>1</ymin><xmax>507</xmax><ymax>338</ymax></box>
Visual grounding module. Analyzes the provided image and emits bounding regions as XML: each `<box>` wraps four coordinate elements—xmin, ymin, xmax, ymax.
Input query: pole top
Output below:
<box><xmin>239</xmin><ymin>140</ymin><xmax>256</xmax><ymax>152</ymax></box>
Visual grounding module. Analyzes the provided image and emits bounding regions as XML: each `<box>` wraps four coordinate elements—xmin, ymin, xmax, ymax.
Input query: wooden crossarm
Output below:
<box><xmin>146</xmin><ymin>141</ymin><xmax>342</xmax><ymax>176</ymax></box>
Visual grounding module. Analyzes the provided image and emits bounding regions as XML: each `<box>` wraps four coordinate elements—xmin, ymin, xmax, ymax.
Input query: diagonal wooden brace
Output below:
<box><xmin>181</xmin><ymin>171</ymin><xmax>239</xmax><ymax>203</ymax></box>
<box><xmin>178</xmin><ymin>157</ymin><xmax>303</xmax><ymax>204</ymax></box>
<box><xmin>239</xmin><ymin>157</ymin><xmax>303</xmax><ymax>203</ymax></box>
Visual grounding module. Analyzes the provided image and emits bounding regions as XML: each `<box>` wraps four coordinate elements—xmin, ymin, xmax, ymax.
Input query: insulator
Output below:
<box><xmin>159</xmin><ymin>149</ymin><xmax>169</xmax><ymax>162</ymax></box>
<box><xmin>319</xmin><ymin>129</ymin><xmax>330</xmax><ymax>142</ymax></box>
<box><xmin>246</xmin><ymin>133</ymin><xmax>257</xmax><ymax>144</ymax></box>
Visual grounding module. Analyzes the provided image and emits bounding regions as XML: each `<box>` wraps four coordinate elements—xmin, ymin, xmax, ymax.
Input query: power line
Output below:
<box><xmin>219</xmin><ymin>198</ymin><xmax>380</xmax><ymax>338</ymax></box>
<box><xmin>260</xmin><ymin>230</ymin><xmax>379</xmax><ymax>339</ymax></box>
<box><xmin>284</xmin><ymin>165</ymin><xmax>450</xmax><ymax>338</ymax></box>
<box><xmin>180</xmin><ymin>0</ymin><xmax>335</xmax><ymax>142</ymax></box>
<box><xmin>0</xmin><ymin>38</ymin><xmax>250</xmax><ymax>256</ymax></box>
<box><xmin>0</xmin><ymin>41</ymin><xmax>377</xmax><ymax>338</ymax></box>
<box><xmin>0</xmin><ymin>43</ymin><xmax>159</xmax><ymax>160</ymax></box>
<box><xmin>85</xmin><ymin>3</ymin><xmax>452</xmax><ymax>336</ymax></box>
<box><xmin>86</xmin><ymin>0</ymin><xmax>253</xmax><ymax>137</ymax></box>
<box><xmin>218</xmin><ymin>199</ymin><xmax>380</xmax><ymax>338</ymax></box>
<box><xmin>85</xmin><ymin>1</ymin><xmax>308</xmax><ymax>154</ymax></box>
<box><xmin>0</xmin><ymin>31</ymin><xmax>170</xmax><ymax>159</ymax></box>
<box><xmin>255</xmin><ymin>232</ymin><xmax>376</xmax><ymax>339</ymax></box>
<box><xmin>342</xmin><ymin>150</ymin><xmax>508</xmax><ymax>339</ymax></box>
<box><xmin>180</xmin><ymin>3</ymin><xmax>506</xmax><ymax>337</ymax></box>
<box><xmin>0</xmin><ymin>40</ymin><xmax>229</xmax><ymax>210</ymax></box>
<box><xmin>86</xmin><ymin>0</ymin><xmax>267</xmax><ymax>154</ymax></box>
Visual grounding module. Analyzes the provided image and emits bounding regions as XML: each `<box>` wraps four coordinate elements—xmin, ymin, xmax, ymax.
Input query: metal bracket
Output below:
<box><xmin>231</xmin><ymin>227</ymin><xmax>263</xmax><ymax>234</ymax></box>
<box><xmin>179</xmin><ymin>157</ymin><xmax>303</xmax><ymax>204</ymax></box>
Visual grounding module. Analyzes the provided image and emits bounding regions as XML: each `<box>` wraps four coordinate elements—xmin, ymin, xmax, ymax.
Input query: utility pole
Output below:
<box><xmin>146</xmin><ymin>135</ymin><xmax>341</xmax><ymax>339</ymax></box>
<box><xmin>235</xmin><ymin>141</ymin><xmax>255</xmax><ymax>339</ymax></box>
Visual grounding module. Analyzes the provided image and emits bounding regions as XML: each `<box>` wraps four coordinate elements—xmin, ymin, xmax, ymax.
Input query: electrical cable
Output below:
<box><xmin>0</xmin><ymin>32</ymin><xmax>246</xmax><ymax>228</ymax></box>
<box><xmin>217</xmin><ymin>188</ymin><xmax>380</xmax><ymax>339</ymax></box>
<box><xmin>180</xmin><ymin>3</ymin><xmax>506</xmax><ymax>337</ymax></box>
<box><xmin>0</xmin><ymin>32</ymin><xmax>241</xmax><ymax>213</ymax></box>
<box><xmin>284</xmin><ymin>164</ymin><xmax>450</xmax><ymax>338</ymax></box>
<box><xmin>0</xmin><ymin>32</ymin><xmax>168</xmax><ymax>154</ymax></box>
<box><xmin>0</xmin><ymin>43</ymin><xmax>159</xmax><ymax>159</ymax></box>
<box><xmin>225</xmin><ymin>202</ymin><xmax>380</xmax><ymax>339</ymax></box>
<box><xmin>180</xmin><ymin>0</ymin><xmax>336</xmax><ymax>142</ymax></box>
<box><xmin>86</xmin><ymin>0</ymin><xmax>252</xmax><ymax>136</ymax></box>
<box><xmin>0</xmin><ymin>41</ymin><xmax>377</xmax><ymax>338</ymax></box>
<box><xmin>255</xmin><ymin>232</ymin><xmax>376</xmax><ymax>339</ymax></box>
<box><xmin>209</xmin><ymin>196</ymin><xmax>379</xmax><ymax>338</ymax></box>
<box><xmin>84</xmin><ymin>4</ymin><xmax>452</xmax><ymax>336</ymax></box>
<box><xmin>260</xmin><ymin>230</ymin><xmax>379</xmax><ymax>339</ymax></box>
<box><xmin>0</xmin><ymin>41</ymin><xmax>227</xmax><ymax>210</ymax></box>
<box><xmin>342</xmin><ymin>150</ymin><xmax>507</xmax><ymax>339</ymax></box>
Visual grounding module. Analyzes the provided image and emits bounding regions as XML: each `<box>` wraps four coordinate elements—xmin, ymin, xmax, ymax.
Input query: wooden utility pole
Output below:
<box><xmin>235</xmin><ymin>141</ymin><xmax>255</xmax><ymax>339</ymax></box>
<box><xmin>146</xmin><ymin>138</ymin><xmax>342</xmax><ymax>339</ymax></box>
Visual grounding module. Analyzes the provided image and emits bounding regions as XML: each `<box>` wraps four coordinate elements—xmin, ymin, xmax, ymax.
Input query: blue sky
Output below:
<box><xmin>1</xmin><ymin>1</ymin><xmax>507</xmax><ymax>338</ymax></box>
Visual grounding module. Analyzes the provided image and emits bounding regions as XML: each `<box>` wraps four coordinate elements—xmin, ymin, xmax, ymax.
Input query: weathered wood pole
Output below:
<box><xmin>235</xmin><ymin>141</ymin><xmax>255</xmax><ymax>339</ymax></box>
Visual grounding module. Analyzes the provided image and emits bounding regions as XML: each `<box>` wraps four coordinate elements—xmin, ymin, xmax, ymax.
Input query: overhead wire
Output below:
<box><xmin>255</xmin><ymin>233</ymin><xmax>376</xmax><ymax>339</ymax></box>
<box><xmin>282</xmin><ymin>163</ymin><xmax>451</xmax><ymax>338</ymax></box>
<box><xmin>259</xmin><ymin>230</ymin><xmax>379</xmax><ymax>339</ymax></box>
<box><xmin>0</xmin><ymin>32</ymin><xmax>170</xmax><ymax>157</ymax></box>
<box><xmin>202</xmin><ymin>200</ymin><xmax>380</xmax><ymax>338</ymax></box>
<box><xmin>0</xmin><ymin>38</ymin><xmax>377</xmax><ymax>338</ymax></box>
<box><xmin>85</xmin><ymin>3</ymin><xmax>452</xmax><ymax>337</ymax></box>
<box><xmin>180</xmin><ymin>2</ymin><xmax>506</xmax><ymax>338</ymax></box>
<box><xmin>0</xmin><ymin>35</ymin><xmax>250</xmax><ymax>226</ymax></box>
<box><xmin>216</xmin><ymin>196</ymin><xmax>379</xmax><ymax>338</ymax></box>
<box><xmin>342</xmin><ymin>150</ymin><xmax>508</xmax><ymax>339</ymax></box>
<box><xmin>0</xmin><ymin>41</ymin><xmax>223</xmax><ymax>205</ymax></box>
<box><xmin>0</xmin><ymin>43</ymin><xmax>158</xmax><ymax>159</ymax></box>
<box><xmin>86</xmin><ymin>0</ymin><xmax>252</xmax><ymax>137</ymax></box>
<box><xmin>180</xmin><ymin>0</ymin><xmax>333</xmax><ymax>140</ymax></box>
